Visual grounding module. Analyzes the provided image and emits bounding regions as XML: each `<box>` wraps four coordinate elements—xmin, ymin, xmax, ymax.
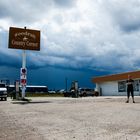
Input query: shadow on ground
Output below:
<box><xmin>11</xmin><ymin>100</ymin><xmax>52</xmax><ymax>105</ymax></box>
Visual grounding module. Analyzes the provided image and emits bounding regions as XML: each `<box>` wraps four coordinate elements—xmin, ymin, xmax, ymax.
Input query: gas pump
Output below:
<box><xmin>71</xmin><ymin>81</ymin><xmax>79</xmax><ymax>98</ymax></box>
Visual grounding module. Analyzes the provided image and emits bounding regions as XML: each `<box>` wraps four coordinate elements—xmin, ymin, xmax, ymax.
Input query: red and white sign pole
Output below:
<box><xmin>20</xmin><ymin>27</ymin><xmax>27</xmax><ymax>99</ymax></box>
<box><xmin>21</xmin><ymin>49</ymin><xmax>27</xmax><ymax>98</ymax></box>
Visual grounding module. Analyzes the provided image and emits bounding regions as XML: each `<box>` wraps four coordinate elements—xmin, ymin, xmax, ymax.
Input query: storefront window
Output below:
<box><xmin>118</xmin><ymin>80</ymin><xmax>139</xmax><ymax>92</ymax></box>
<box><xmin>134</xmin><ymin>80</ymin><xmax>139</xmax><ymax>91</ymax></box>
<box><xmin>118</xmin><ymin>81</ymin><xmax>126</xmax><ymax>92</ymax></box>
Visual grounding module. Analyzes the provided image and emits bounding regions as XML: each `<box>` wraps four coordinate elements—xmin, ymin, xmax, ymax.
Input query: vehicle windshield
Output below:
<box><xmin>80</xmin><ymin>88</ymin><xmax>93</xmax><ymax>91</ymax></box>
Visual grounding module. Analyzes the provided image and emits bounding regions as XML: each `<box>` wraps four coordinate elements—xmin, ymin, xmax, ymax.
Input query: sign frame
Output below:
<box><xmin>9</xmin><ymin>27</ymin><xmax>40</xmax><ymax>51</ymax></box>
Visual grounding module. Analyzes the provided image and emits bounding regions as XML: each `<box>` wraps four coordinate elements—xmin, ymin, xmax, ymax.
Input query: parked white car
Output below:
<box><xmin>78</xmin><ymin>88</ymin><xmax>94</xmax><ymax>97</ymax></box>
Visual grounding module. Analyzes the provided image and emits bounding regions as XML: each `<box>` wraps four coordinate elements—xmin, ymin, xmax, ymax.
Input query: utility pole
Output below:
<box><xmin>65</xmin><ymin>77</ymin><xmax>68</xmax><ymax>92</ymax></box>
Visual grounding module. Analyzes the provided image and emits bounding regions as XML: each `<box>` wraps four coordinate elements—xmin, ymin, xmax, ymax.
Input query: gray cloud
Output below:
<box><xmin>1</xmin><ymin>0</ymin><xmax>140</xmax><ymax>74</ymax></box>
<box><xmin>54</xmin><ymin>0</ymin><xmax>75</xmax><ymax>7</ymax></box>
<box><xmin>0</xmin><ymin>0</ymin><xmax>76</xmax><ymax>24</ymax></box>
<box><xmin>0</xmin><ymin>0</ymin><xmax>51</xmax><ymax>23</ymax></box>
<box><xmin>101</xmin><ymin>0</ymin><xmax>140</xmax><ymax>32</ymax></box>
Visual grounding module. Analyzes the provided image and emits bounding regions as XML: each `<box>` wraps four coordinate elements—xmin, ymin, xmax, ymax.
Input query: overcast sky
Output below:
<box><xmin>0</xmin><ymin>0</ymin><xmax>140</xmax><ymax>89</ymax></box>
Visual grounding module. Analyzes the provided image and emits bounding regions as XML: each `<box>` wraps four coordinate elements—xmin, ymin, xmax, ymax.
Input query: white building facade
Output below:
<box><xmin>93</xmin><ymin>71</ymin><xmax>140</xmax><ymax>96</ymax></box>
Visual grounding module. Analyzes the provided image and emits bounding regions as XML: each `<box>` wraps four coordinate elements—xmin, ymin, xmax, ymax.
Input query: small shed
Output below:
<box><xmin>92</xmin><ymin>70</ymin><xmax>140</xmax><ymax>96</ymax></box>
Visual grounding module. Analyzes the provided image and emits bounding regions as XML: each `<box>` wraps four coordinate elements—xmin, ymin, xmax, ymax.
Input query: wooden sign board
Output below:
<box><xmin>9</xmin><ymin>27</ymin><xmax>40</xmax><ymax>51</ymax></box>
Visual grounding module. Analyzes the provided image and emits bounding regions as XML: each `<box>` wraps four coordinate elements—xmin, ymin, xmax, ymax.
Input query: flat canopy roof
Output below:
<box><xmin>92</xmin><ymin>70</ymin><xmax>140</xmax><ymax>83</ymax></box>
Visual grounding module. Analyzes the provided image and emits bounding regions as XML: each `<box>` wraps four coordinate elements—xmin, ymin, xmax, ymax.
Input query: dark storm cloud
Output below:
<box><xmin>0</xmin><ymin>50</ymin><xmax>22</xmax><ymax>68</ymax></box>
<box><xmin>0</xmin><ymin>52</ymin><xmax>21</xmax><ymax>68</ymax></box>
<box><xmin>0</xmin><ymin>29</ymin><xmax>21</xmax><ymax>68</ymax></box>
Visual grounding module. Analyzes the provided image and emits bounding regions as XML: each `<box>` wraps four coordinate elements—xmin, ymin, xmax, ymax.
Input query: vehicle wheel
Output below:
<box><xmin>94</xmin><ymin>91</ymin><xmax>99</xmax><ymax>96</ymax></box>
<box><xmin>4</xmin><ymin>97</ymin><xmax>7</xmax><ymax>101</ymax></box>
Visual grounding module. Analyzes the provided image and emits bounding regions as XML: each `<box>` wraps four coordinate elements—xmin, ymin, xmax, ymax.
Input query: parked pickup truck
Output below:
<box><xmin>78</xmin><ymin>88</ymin><xmax>99</xmax><ymax>97</ymax></box>
<box><xmin>0</xmin><ymin>83</ymin><xmax>7</xmax><ymax>101</ymax></box>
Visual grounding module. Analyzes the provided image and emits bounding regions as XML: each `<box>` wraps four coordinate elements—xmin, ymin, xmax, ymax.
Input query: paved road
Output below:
<box><xmin>0</xmin><ymin>96</ymin><xmax>140</xmax><ymax>140</ymax></box>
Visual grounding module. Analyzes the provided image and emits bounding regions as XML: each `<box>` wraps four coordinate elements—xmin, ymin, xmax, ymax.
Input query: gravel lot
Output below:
<box><xmin>0</xmin><ymin>96</ymin><xmax>140</xmax><ymax>140</ymax></box>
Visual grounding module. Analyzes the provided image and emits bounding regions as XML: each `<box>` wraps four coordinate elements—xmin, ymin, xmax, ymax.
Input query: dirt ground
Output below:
<box><xmin>0</xmin><ymin>96</ymin><xmax>140</xmax><ymax>140</ymax></box>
